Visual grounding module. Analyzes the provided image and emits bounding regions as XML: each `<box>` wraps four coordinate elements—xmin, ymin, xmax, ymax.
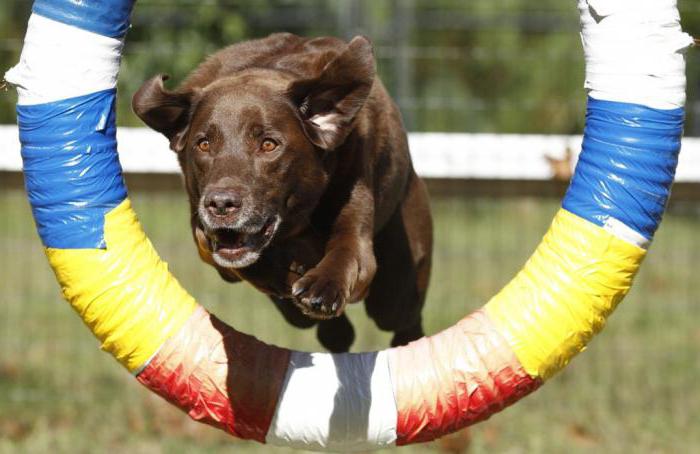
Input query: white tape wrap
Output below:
<box><xmin>266</xmin><ymin>350</ymin><xmax>397</xmax><ymax>451</ymax></box>
<box><xmin>579</xmin><ymin>0</ymin><xmax>694</xmax><ymax>109</ymax></box>
<box><xmin>4</xmin><ymin>14</ymin><xmax>124</xmax><ymax>105</ymax></box>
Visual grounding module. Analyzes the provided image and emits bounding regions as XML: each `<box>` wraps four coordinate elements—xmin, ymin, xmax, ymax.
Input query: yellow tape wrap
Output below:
<box><xmin>45</xmin><ymin>199</ymin><xmax>198</xmax><ymax>373</ymax></box>
<box><xmin>484</xmin><ymin>209</ymin><xmax>645</xmax><ymax>380</ymax></box>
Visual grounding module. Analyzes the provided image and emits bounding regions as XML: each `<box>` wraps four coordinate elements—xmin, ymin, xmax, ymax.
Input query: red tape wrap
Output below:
<box><xmin>136</xmin><ymin>306</ymin><xmax>291</xmax><ymax>442</ymax></box>
<box><xmin>390</xmin><ymin>310</ymin><xmax>541</xmax><ymax>445</ymax></box>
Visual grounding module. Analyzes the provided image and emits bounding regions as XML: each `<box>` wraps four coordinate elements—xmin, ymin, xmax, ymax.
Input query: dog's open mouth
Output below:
<box><xmin>203</xmin><ymin>216</ymin><xmax>280</xmax><ymax>268</ymax></box>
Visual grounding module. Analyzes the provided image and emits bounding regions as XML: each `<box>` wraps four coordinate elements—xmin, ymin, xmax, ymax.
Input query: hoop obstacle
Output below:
<box><xmin>5</xmin><ymin>0</ymin><xmax>694</xmax><ymax>450</ymax></box>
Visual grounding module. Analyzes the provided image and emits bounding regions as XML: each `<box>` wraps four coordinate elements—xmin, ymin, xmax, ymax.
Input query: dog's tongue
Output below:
<box><xmin>213</xmin><ymin>230</ymin><xmax>253</xmax><ymax>251</ymax></box>
<box><xmin>210</xmin><ymin>218</ymin><xmax>277</xmax><ymax>253</ymax></box>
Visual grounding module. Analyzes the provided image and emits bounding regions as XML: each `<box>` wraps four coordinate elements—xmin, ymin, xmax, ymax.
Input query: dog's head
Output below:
<box><xmin>133</xmin><ymin>36</ymin><xmax>375</xmax><ymax>269</ymax></box>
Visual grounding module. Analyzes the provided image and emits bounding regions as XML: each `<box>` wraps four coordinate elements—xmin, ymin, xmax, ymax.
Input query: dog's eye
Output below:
<box><xmin>261</xmin><ymin>138</ymin><xmax>278</xmax><ymax>153</ymax></box>
<box><xmin>197</xmin><ymin>139</ymin><xmax>210</xmax><ymax>153</ymax></box>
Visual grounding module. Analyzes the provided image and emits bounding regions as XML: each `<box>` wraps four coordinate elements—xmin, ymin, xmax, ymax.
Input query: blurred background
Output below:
<box><xmin>1</xmin><ymin>1</ymin><xmax>700</xmax><ymax>453</ymax></box>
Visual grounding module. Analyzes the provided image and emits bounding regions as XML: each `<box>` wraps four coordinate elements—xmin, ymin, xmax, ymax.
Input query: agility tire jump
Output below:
<box><xmin>5</xmin><ymin>0</ymin><xmax>694</xmax><ymax>450</ymax></box>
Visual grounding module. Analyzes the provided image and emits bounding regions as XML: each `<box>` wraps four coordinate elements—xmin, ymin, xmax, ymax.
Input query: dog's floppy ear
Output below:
<box><xmin>132</xmin><ymin>74</ymin><xmax>199</xmax><ymax>152</ymax></box>
<box><xmin>288</xmin><ymin>36</ymin><xmax>376</xmax><ymax>150</ymax></box>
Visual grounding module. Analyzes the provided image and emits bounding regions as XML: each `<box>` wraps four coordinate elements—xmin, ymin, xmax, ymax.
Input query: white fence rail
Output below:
<box><xmin>1</xmin><ymin>125</ymin><xmax>699</xmax><ymax>181</ymax></box>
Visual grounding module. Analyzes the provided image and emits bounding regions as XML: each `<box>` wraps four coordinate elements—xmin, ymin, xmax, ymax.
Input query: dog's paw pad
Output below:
<box><xmin>292</xmin><ymin>273</ymin><xmax>347</xmax><ymax>319</ymax></box>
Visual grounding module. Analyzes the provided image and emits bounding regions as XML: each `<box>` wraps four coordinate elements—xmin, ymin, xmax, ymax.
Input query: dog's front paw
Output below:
<box><xmin>292</xmin><ymin>269</ymin><xmax>348</xmax><ymax>320</ymax></box>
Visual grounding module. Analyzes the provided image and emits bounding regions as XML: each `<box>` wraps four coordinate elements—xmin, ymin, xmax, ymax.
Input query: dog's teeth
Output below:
<box><xmin>331</xmin><ymin>302</ymin><xmax>338</xmax><ymax>312</ymax></box>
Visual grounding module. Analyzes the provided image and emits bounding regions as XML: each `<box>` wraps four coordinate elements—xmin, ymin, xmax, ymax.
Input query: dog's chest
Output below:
<box><xmin>234</xmin><ymin>232</ymin><xmax>325</xmax><ymax>298</ymax></box>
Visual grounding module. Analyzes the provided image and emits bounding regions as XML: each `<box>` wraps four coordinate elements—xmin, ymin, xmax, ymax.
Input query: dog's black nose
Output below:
<box><xmin>204</xmin><ymin>190</ymin><xmax>243</xmax><ymax>217</ymax></box>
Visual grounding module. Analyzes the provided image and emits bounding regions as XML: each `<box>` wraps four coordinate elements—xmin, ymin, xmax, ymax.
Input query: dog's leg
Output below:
<box><xmin>270</xmin><ymin>297</ymin><xmax>355</xmax><ymax>352</ymax></box>
<box><xmin>365</xmin><ymin>172</ymin><xmax>432</xmax><ymax>347</ymax></box>
<box><xmin>292</xmin><ymin>178</ymin><xmax>377</xmax><ymax>320</ymax></box>
<box><xmin>317</xmin><ymin>314</ymin><xmax>355</xmax><ymax>353</ymax></box>
<box><xmin>270</xmin><ymin>297</ymin><xmax>318</xmax><ymax>329</ymax></box>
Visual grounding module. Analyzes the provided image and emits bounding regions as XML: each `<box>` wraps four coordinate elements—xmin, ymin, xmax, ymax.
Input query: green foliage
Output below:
<box><xmin>0</xmin><ymin>1</ymin><xmax>31</xmax><ymax>124</ymax></box>
<box><xmin>1</xmin><ymin>0</ymin><xmax>699</xmax><ymax>133</ymax></box>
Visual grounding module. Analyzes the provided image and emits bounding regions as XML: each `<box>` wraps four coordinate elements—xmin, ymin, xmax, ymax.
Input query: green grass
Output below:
<box><xmin>1</xmin><ymin>188</ymin><xmax>699</xmax><ymax>453</ymax></box>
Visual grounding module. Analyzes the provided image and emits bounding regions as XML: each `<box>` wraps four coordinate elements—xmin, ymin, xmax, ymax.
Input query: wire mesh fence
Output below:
<box><xmin>2</xmin><ymin>0</ymin><xmax>699</xmax><ymax>132</ymax></box>
<box><xmin>2</xmin><ymin>184</ymin><xmax>700</xmax><ymax>452</ymax></box>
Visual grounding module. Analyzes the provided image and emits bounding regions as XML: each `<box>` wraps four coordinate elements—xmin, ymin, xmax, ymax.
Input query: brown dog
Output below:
<box><xmin>132</xmin><ymin>33</ymin><xmax>432</xmax><ymax>353</ymax></box>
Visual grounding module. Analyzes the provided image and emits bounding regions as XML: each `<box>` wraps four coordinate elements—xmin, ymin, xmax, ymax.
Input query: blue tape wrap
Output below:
<box><xmin>18</xmin><ymin>89</ymin><xmax>127</xmax><ymax>249</ymax></box>
<box><xmin>33</xmin><ymin>0</ymin><xmax>135</xmax><ymax>38</ymax></box>
<box><xmin>563</xmin><ymin>97</ymin><xmax>684</xmax><ymax>240</ymax></box>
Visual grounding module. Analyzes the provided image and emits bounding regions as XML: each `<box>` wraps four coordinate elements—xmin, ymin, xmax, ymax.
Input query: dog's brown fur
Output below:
<box><xmin>132</xmin><ymin>33</ymin><xmax>432</xmax><ymax>352</ymax></box>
